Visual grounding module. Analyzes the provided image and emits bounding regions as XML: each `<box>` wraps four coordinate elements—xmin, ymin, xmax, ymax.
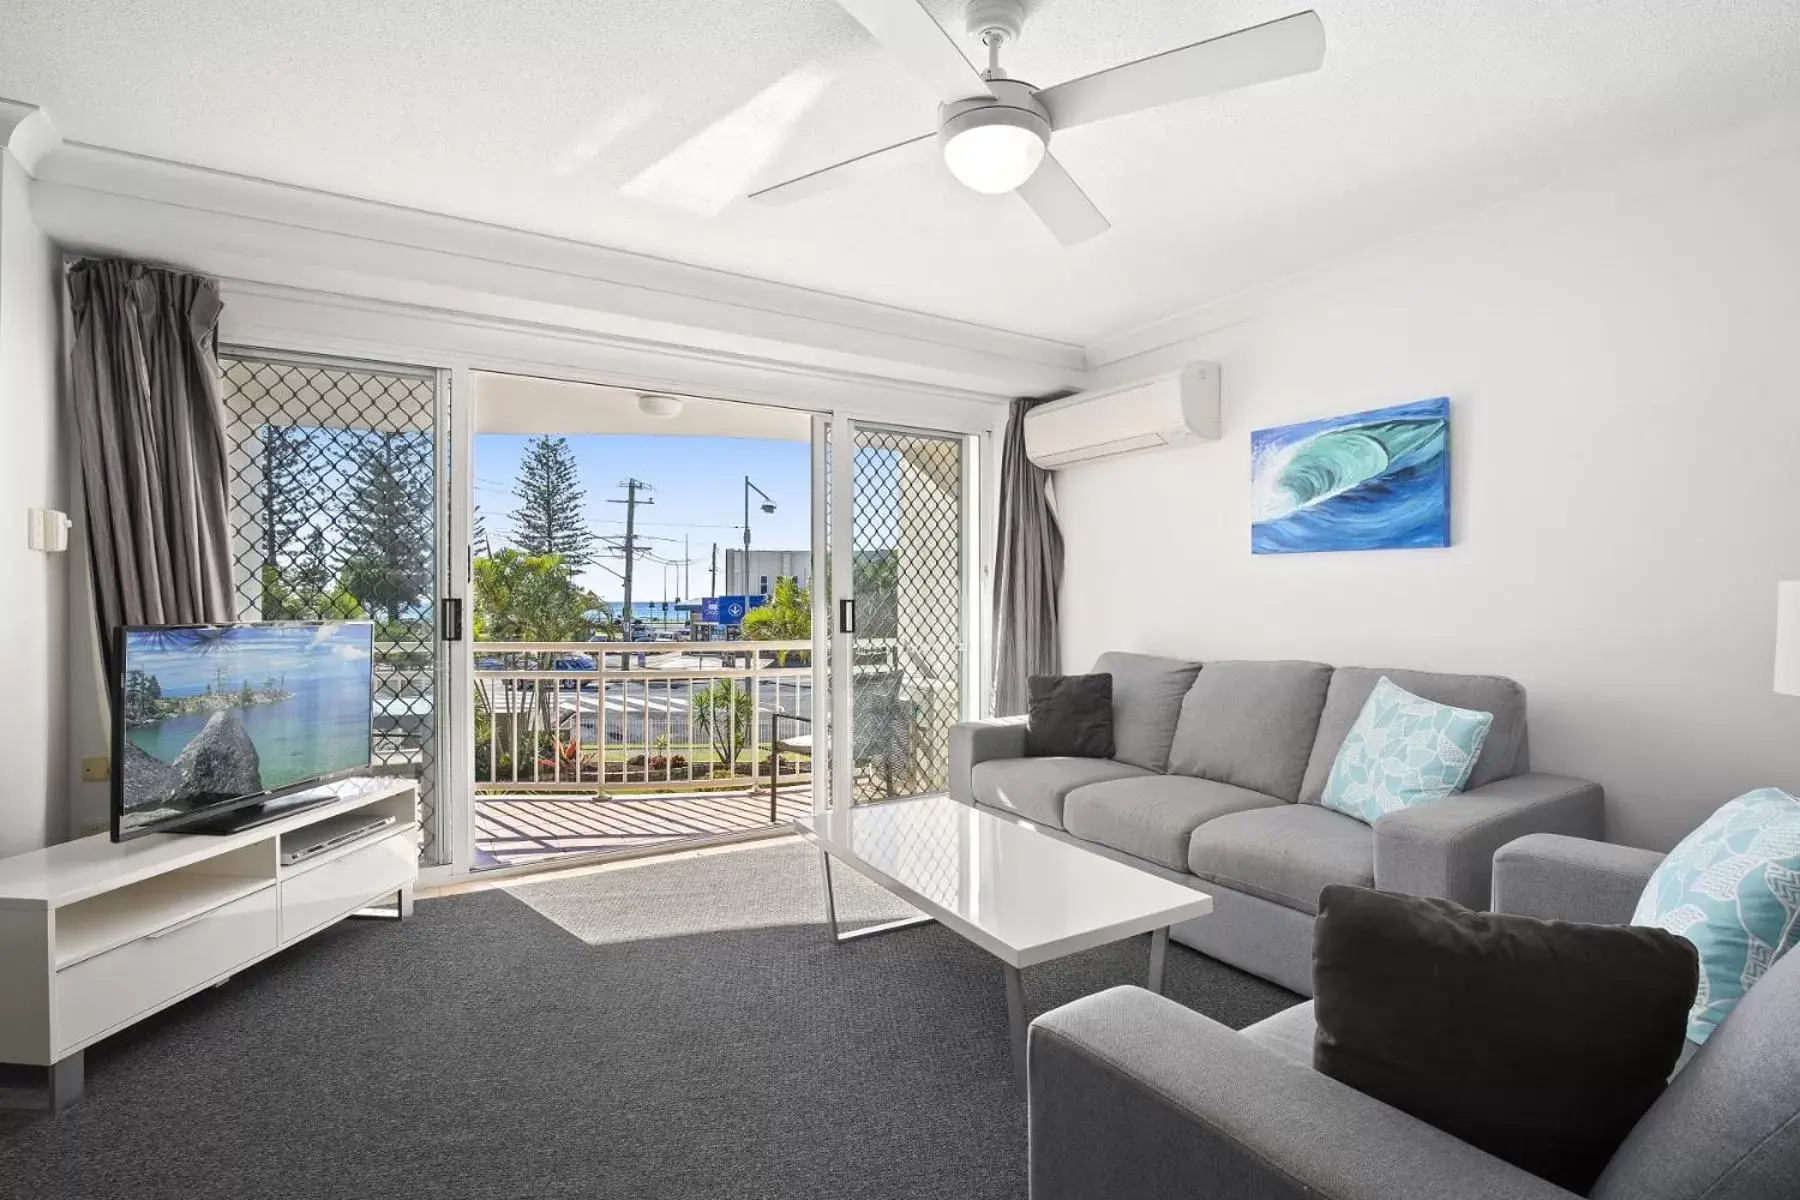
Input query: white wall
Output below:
<box><xmin>1059</xmin><ymin>112</ymin><xmax>1800</xmax><ymax>852</ymax></box>
<box><xmin>0</xmin><ymin>151</ymin><xmax>69</xmax><ymax>853</ymax></box>
<box><xmin>65</xmin><ymin>483</ymin><xmax>109</xmax><ymax>839</ymax></box>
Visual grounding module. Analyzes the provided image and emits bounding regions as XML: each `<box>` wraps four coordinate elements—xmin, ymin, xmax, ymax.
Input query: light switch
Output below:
<box><xmin>82</xmin><ymin>755</ymin><xmax>111</xmax><ymax>782</ymax></box>
<box><xmin>27</xmin><ymin>508</ymin><xmax>71</xmax><ymax>552</ymax></box>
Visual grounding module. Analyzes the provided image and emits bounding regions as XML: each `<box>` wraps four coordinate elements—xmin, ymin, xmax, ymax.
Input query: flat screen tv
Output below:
<box><xmin>113</xmin><ymin>621</ymin><xmax>375</xmax><ymax>841</ymax></box>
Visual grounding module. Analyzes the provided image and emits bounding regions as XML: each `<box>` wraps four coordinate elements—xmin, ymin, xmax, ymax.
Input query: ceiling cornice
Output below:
<box><xmin>0</xmin><ymin>98</ymin><xmax>61</xmax><ymax>176</ymax></box>
<box><xmin>219</xmin><ymin>279</ymin><xmax>1012</xmax><ymax>432</ymax></box>
<box><xmin>28</xmin><ymin>138</ymin><xmax>1088</xmax><ymax>400</ymax></box>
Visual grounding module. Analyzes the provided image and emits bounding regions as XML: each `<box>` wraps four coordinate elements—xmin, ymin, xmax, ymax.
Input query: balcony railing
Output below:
<box><xmin>472</xmin><ymin>640</ymin><xmax>813</xmax><ymax>795</ymax></box>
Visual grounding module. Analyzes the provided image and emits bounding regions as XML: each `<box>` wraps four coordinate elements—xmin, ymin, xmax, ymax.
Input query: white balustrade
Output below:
<box><xmin>472</xmin><ymin>640</ymin><xmax>813</xmax><ymax>795</ymax></box>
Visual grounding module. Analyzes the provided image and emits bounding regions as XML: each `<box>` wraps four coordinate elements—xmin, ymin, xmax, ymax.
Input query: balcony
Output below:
<box><xmin>474</xmin><ymin>785</ymin><xmax>815</xmax><ymax>869</ymax></box>
<box><xmin>473</xmin><ymin>639</ymin><xmax>814</xmax><ymax>869</ymax></box>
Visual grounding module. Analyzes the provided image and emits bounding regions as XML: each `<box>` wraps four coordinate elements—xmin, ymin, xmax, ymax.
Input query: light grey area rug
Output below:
<box><xmin>0</xmin><ymin>839</ymin><xmax>1296</xmax><ymax>1199</ymax></box>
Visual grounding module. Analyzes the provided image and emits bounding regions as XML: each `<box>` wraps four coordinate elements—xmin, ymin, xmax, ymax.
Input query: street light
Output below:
<box><xmin>743</xmin><ymin>476</ymin><xmax>776</xmax><ymax>597</ymax></box>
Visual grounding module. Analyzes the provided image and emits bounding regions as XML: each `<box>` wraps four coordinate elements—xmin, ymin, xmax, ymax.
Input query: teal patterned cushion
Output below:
<box><xmin>1631</xmin><ymin>788</ymin><xmax>1800</xmax><ymax>1044</ymax></box>
<box><xmin>1320</xmin><ymin>676</ymin><xmax>1494</xmax><ymax>823</ymax></box>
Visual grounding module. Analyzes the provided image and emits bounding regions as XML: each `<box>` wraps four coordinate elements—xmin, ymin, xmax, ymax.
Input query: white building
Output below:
<box><xmin>720</xmin><ymin>549</ymin><xmax>810</xmax><ymax>598</ymax></box>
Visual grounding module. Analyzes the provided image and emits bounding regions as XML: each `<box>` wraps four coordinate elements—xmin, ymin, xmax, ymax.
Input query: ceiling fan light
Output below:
<box><xmin>940</xmin><ymin>106</ymin><xmax>1048</xmax><ymax>194</ymax></box>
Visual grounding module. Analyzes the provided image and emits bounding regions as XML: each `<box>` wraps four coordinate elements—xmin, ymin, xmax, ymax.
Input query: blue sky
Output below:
<box><xmin>474</xmin><ymin>433</ymin><xmax>811</xmax><ymax>602</ymax></box>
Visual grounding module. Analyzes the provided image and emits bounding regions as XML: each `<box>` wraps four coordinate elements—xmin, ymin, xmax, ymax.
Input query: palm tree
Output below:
<box><xmin>691</xmin><ymin>679</ymin><xmax>754</xmax><ymax>773</ymax></box>
<box><xmin>742</xmin><ymin>576</ymin><xmax>810</xmax><ymax>665</ymax></box>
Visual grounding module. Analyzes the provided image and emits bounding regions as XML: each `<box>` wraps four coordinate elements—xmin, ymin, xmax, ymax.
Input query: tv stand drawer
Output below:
<box><xmin>279</xmin><ymin>832</ymin><xmax>414</xmax><ymax>942</ymax></box>
<box><xmin>55</xmin><ymin>884</ymin><xmax>279</xmax><ymax>1054</ymax></box>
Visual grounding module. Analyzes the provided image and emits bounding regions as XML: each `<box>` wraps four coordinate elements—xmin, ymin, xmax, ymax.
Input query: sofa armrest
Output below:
<box><xmin>1030</xmin><ymin>986</ymin><xmax>1578</xmax><ymax>1200</ymax></box>
<box><xmin>1492</xmin><ymin>833</ymin><xmax>1664</xmax><ymax>925</ymax></box>
<box><xmin>1373</xmin><ymin>773</ymin><xmax>1604</xmax><ymax>910</ymax></box>
<box><xmin>947</xmin><ymin>716</ymin><xmax>1028</xmax><ymax>804</ymax></box>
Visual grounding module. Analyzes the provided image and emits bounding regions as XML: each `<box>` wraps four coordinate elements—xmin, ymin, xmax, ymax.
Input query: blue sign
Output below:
<box><xmin>703</xmin><ymin>595</ymin><xmax>766</xmax><ymax>624</ymax></box>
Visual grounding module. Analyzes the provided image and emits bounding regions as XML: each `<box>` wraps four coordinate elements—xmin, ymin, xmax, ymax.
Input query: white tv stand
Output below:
<box><xmin>0</xmin><ymin>776</ymin><xmax>419</xmax><ymax>1110</ymax></box>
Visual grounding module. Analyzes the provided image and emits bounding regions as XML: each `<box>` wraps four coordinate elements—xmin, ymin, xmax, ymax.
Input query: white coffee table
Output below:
<box><xmin>794</xmin><ymin>794</ymin><xmax>1214</xmax><ymax>1088</ymax></box>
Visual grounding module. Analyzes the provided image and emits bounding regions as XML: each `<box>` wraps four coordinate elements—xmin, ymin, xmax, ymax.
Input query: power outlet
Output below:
<box><xmin>81</xmin><ymin>755</ymin><xmax>111</xmax><ymax>782</ymax></box>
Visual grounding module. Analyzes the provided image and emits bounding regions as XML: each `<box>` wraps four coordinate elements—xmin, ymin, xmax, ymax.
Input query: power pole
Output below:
<box><xmin>710</xmin><ymin>542</ymin><xmax>718</xmax><ymax>597</ymax></box>
<box><xmin>607</xmin><ymin>478</ymin><xmax>654</xmax><ymax>630</ymax></box>
<box><xmin>683</xmin><ymin>534</ymin><xmax>690</xmax><ymax>603</ymax></box>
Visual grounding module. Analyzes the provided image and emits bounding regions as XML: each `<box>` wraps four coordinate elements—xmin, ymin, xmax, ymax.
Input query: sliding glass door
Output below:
<box><xmin>829</xmin><ymin>421</ymin><xmax>977</xmax><ymax>809</ymax></box>
<box><xmin>218</xmin><ymin>351</ymin><xmax>451</xmax><ymax>865</ymax></box>
<box><xmin>204</xmin><ymin>338</ymin><xmax>983</xmax><ymax>876</ymax></box>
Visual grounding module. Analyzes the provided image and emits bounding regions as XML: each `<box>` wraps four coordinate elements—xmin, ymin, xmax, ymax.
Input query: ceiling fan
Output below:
<box><xmin>750</xmin><ymin>0</ymin><xmax>1326</xmax><ymax>245</ymax></box>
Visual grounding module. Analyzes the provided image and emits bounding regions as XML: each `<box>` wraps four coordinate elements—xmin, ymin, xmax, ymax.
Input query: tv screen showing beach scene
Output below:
<box><xmin>116</xmin><ymin>622</ymin><xmax>374</xmax><ymax>838</ymax></box>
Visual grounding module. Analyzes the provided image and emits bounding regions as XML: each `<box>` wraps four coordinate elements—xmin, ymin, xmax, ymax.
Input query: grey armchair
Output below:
<box><xmin>1028</xmin><ymin>831</ymin><xmax>1800</xmax><ymax>1200</ymax></box>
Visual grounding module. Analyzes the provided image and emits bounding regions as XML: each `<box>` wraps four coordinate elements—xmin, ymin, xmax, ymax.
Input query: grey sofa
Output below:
<box><xmin>1027</xmin><ymin>832</ymin><xmax>1800</xmax><ymax>1200</ymax></box>
<box><xmin>950</xmin><ymin>653</ymin><xmax>1603</xmax><ymax>993</ymax></box>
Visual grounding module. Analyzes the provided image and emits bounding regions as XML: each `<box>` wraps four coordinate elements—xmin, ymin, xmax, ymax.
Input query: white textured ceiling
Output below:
<box><xmin>4</xmin><ymin>1</ymin><xmax>1799</xmax><ymax>346</ymax></box>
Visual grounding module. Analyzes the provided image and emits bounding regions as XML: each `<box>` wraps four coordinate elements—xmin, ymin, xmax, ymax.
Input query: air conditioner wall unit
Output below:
<box><xmin>1023</xmin><ymin>363</ymin><xmax>1221</xmax><ymax>470</ymax></box>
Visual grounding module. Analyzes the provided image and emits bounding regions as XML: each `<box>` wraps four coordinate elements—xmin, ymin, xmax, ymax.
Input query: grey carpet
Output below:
<box><xmin>0</xmin><ymin>839</ymin><xmax>1296</xmax><ymax>1200</ymax></box>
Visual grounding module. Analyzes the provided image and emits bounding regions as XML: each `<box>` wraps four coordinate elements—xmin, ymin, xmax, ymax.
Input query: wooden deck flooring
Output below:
<box><xmin>474</xmin><ymin>786</ymin><xmax>812</xmax><ymax>870</ymax></box>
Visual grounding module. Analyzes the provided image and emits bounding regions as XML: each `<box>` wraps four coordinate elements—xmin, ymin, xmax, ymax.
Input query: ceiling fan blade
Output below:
<box><xmin>1016</xmin><ymin>154</ymin><xmax>1110</xmax><ymax>246</ymax></box>
<box><xmin>837</xmin><ymin>0</ymin><xmax>994</xmax><ymax>104</ymax></box>
<box><xmin>749</xmin><ymin>132</ymin><xmax>938</xmax><ymax>204</ymax></box>
<box><xmin>1039</xmin><ymin>10</ymin><xmax>1325</xmax><ymax>132</ymax></box>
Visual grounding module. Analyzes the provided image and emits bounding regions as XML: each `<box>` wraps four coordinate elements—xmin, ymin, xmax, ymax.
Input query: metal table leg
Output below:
<box><xmin>352</xmin><ymin>883</ymin><xmax>414</xmax><ymax>921</ymax></box>
<box><xmin>817</xmin><ymin>850</ymin><xmax>933</xmax><ymax>944</ymax></box>
<box><xmin>1148</xmin><ymin>925</ymin><xmax>1169</xmax><ymax>994</ymax></box>
<box><xmin>1004</xmin><ymin>964</ymin><xmax>1028</xmax><ymax>1093</ymax></box>
<box><xmin>820</xmin><ymin>848</ymin><xmax>840</xmax><ymax>936</ymax></box>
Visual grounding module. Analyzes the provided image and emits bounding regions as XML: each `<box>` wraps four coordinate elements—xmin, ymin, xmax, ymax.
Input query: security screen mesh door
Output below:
<box><xmin>847</xmin><ymin>426</ymin><xmax>966</xmax><ymax>805</ymax></box>
<box><xmin>219</xmin><ymin>354</ymin><xmax>446</xmax><ymax>864</ymax></box>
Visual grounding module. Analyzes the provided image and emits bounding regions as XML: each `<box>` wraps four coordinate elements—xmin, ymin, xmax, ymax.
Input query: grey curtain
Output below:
<box><xmin>992</xmin><ymin>394</ymin><xmax>1067</xmax><ymax>715</ymax></box>
<box><xmin>67</xmin><ymin>258</ymin><xmax>235</xmax><ymax>677</ymax></box>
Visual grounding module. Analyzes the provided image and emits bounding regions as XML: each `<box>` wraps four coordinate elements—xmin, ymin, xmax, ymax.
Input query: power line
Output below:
<box><xmin>600</xmin><ymin>531</ymin><xmax>680</xmax><ymax>544</ymax></box>
<box><xmin>584</xmin><ymin>519</ymin><xmax>744</xmax><ymax>530</ymax></box>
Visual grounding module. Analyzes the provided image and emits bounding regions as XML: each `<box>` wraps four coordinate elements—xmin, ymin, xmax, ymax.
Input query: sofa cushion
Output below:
<box><xmin>1313</xmin><ymin>886</ymin><xmax>1698</xmax><ymax>1196</ymax></box>
<box><xmin>1319</xmin><ymin>676</ymin><xmax>1496</xmax><ymax>823</ymax></box>
<box><xmin>1167</xmin><ymin>660</ymin><xmax>1332</xmax><ymax>802</ymax></box>
<box><xmin>1064</xmin><ymin>776</ymin><xmax>1286</xmax><ymax>872</ymax></box>
<box><xmin>1592</xmin><ymin>939</ymin><xmax>1800</xmax><ymax>1200</ymax></box>
<box><xmin>1631</xmin><ymin>787</ymin><xmax>1800</xmax><ymax>1045</ymax></box>
<box><xmin>969</xmin><ymin>757</ymin><xmax>1152</xmax><ymax>829</ymax></box>
<box><xmin>1025</xmin><ymin>673</ymin><xmax>1115</xmax><ymax>758</ymax></box>
<box><xmin>1188</xmin><ymin>805</ymin><xmax>1373</xmax><ymax>915</ymax></box>
<box><xmin>1091</xmin><ymin>651</ymin><xmax>1202</xmax><ymax>772</ymax></box>
<box><xmin>1298</xmin><ymin>667</ymin><xmax>1528</xmax><ymax>805</ymax></box>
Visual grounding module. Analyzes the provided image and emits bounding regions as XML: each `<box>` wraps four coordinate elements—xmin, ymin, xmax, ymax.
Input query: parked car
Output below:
<box><xmin>549</xmin><ymin>653</ymin><xmax>596</xmax><ymax>671</ymax></box>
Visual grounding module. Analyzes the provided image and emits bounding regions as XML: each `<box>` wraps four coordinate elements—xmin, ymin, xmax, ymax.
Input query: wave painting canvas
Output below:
<box><xmin>1251</xmin><ymin>397</ymin><xmax>1451</xmax><ymax>554</ymax></box>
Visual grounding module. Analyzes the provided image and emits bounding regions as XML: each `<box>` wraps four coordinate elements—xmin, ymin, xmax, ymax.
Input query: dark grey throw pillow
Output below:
<box><xmin>1026</xmin><ymin>674</ymin><xmax>1114</xmax><ymax>758</ymax></box>
<box><xmin>1312</xmin><ymin>886</ymin><xmax>1697</xmax><ymax>1195</ymax></box>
